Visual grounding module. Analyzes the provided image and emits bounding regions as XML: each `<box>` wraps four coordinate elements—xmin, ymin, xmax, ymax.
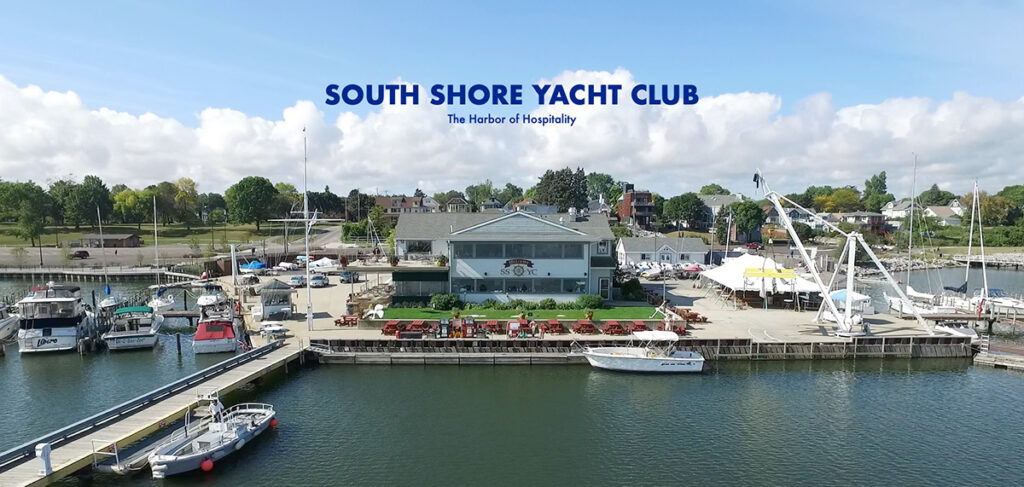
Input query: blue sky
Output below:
<box><xmin>2</xmin><ymin>0</ymin><xmax>1021</xmax><ymax>123</ymax></box>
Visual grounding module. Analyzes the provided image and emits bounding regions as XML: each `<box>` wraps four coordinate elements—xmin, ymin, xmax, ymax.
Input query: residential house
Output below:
<box><xmin>617</xmin><ymin>188</ymin><xmax>654</xmax><ymax>229</ymax></box>
<box><xmin>446</xmin><ymin>197</ymin><xmax>471</xmax><ymax>213</ymax></box>
<box><xmin>375</xmin><ymin>196</ymin><xmax>429</xmax><ymax>223</ymax></box>
<box><xmin>509</xmin><ymin>199</ymin><xmax>558</xmax><ymax>214</ymax></box>
<box><xmin>836</xmin><ymin>211</ymin><xmax>886</xmax><ymax>234</ymax></box>
<box><xmin>880</xmin><ymin>200</ymin><xmax>922</xmax><ymax>219</ymax></box>
<box><xmin>421</xmin><ymin>196</ymin><xmax>440</xmax><ymax>213</ymax></box>
<box><xmin>695</xmin><ymin>194</ymin><xmax>744</xmax><ymax>230</ymax></box>
<box><xmin>81</xmin><ymin>233</ymin><xmax>142</xmax><ymax>248</ymax></box>
<box><xmin>479</xmin><ymin>197</ymin><xmax>504</xmax><ymax>211</ymax></box>
<box><xmin>924</xmin><ymin>206</ymin><xmax>962</xmax><ymax>226</ymax></box>
<box><xmin>616</xmin><ymin>237</ymin><xmax>710</xmax><ymax>266</ymax></box>
<box><xmin>947</xmin><ymin>199</ymin><xmax>964</xmax><ymax>216</ymax></box>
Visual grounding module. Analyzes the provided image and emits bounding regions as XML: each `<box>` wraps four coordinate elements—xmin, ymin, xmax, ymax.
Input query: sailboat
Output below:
<box><xmin>146</xmin><ymin>195</ymin><xmax>175</xmax><ymax>314</ymax></box>
<box><xmin>95</xmin><ymin>206</ymin><xmax>126</xmax><ymax>319</ymax></box>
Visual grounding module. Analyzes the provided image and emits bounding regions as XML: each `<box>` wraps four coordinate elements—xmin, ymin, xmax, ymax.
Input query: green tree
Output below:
<box><xmin>465</xmin><ymin>180</ymin><xmax>497</xmax><ymax>210</ymax></box>
<box><xmin>829</xmin><ymin>188</ymin><xmax>863</xmax><ymax>212</ymax></box>
<box><xmin>792</xmin><ymin>222</ymin><xmax>814</xmax><ymax>241</ymax></box>
<box><xmin>585</xmin><ymin>172</ymin><xmax>615</xmax><ymax>200</ymax></box>
<box><xmin>174</xmin><ymin>178</ymin><xmax>200</xmax><ymax>229</ymax></box>
<box><xmin>345</xmin><ymin>189</ymin><xmax>375</xmax><ymax>220</ymax></box>
<box><xmin>413</xmin><ymin>188</ymin><xmax>425</xmax><ymax>198</ymax></box>
<box><xmin>663</xmin><ymin>193</ymin><xmax>704</xmax><ymax>228</ymax></box>
<box><xmin>962</xmin><ymin>191</ymin><xmax>1014</xmax><ymax>226</ymax></box>
<box><xmin>47</xmin><ymin>178</ymin><xmax>77</xmax><ymax>225</ymax></box>
<box><xmin>535</xmin><ymin>167</ymin><xmax>587</xmax><ymax>212</ymax></box>
<box><xmin>113</xmin><ymin>189</ymin><xmax>149</xmax><ymax>229</ymax></box>
<box><xmin>699</xmin><ymin>183</ymin><xmax>730</xmax><ymax>195</ymax></box>
<box><xmin>225</xmin><ymin>176</ymin><xmax>278</xmax><ymax>231</ymax></box>
<box><xmin>368</xmin><ymin>205</ymin><xmax>391</xmax><ymax>232</ymax></box>
<box><xmin>198</xmin><ymin>192</ymin><xmax>227</xmax><ymax>222</ymax></box>
<box><xmin>495</xmin><ymin>183</ymin><xmax>523</xmax><ymax>206</ymax></box>
<box><xmin>0</xmin><ymin>182</ymin><xmax>51</xmax><ymax>250</ymax></box>
<box><xmin>918</xmin><ymin>184</ymin><xmax>955</xmax><ymax>206</ymax></box>
<box><xmin>523</xmin><ymin>186</ymin><xmax>538</xmax><ymax>200</ymax></box>
<box><xmin>863</xmin><ymin>171</ymin><xmax>888</xmax><ymax>197</ymax></box>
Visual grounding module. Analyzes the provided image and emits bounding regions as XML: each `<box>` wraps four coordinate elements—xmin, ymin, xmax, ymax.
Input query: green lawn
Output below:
<box><xmin>384</xmin><ymin>306</ymin><xmax>658</xmax><ymax>320</ymax></box>
<box><xmin>663</xmin><ymin>230</ymin><xmax>711</xmax><ymax>243</ymax></box>
<box><xmin>0</xmin><ymin>222</ymin><xmax>321</xmax><ymax>247</ymax></box>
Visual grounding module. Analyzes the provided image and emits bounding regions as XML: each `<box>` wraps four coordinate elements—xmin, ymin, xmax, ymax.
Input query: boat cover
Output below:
<box><xmin>633</xmin><ymin>330</ymin><xmax>679</xmax><ymax>342</ymax></box>
<box><xmin>195</xmin><ymin>321</ymin><xmax>235</xmax><ymax>340</ymax></box>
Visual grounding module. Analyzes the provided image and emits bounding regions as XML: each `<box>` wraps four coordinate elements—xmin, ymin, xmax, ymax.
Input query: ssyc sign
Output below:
<box><xmin>501</xmin><ymin>259</ymin><xmax>537</xmax><ymax>277</ymax></box>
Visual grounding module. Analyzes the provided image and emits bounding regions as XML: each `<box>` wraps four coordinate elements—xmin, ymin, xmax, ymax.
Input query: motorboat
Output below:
<box><xmin>192</xmin><ymin>320</ymin><xmax>238</xmax><ymax>354</ymax></box>
<box><xmin>102</xmin><ymin>306</ymin><xmax>164</xmax><ymax>350</ymax></box>
<box><xmin>99</xmin><ymin>294</ymin><xmax>126</xmax><ymax>312</ymax></box>
<box><xmin>578</xmin><ymin>331</ymin><xmax>705</xmax><ymax>373</ymax></box>
<box><xmin>148</xmin><ymin>392</ymin><xmax>276</xmax><ymax>478</ymax></box>
<box><xmin>974</xmin><ymin>289</ymin><xmax>1024</xmax><ymax>314</ymax></box>
<box><xmin>147</xmin><ymin>288</ymin><xmax>175</xmax><ymax>315</ymax></box>
<box><xmin>0</xmin><ymin>305</ymin><xmax>19</xmax><ymax>342</ymax></box>
<box><xmin>196</xmin><ymin>285</ymin><xmax>228</xmax><ymax>307</ymax></box>
<box><xmin>16</xmin><ymin>283</ymin><xmax>98</xmax><ymax>353</ymax></box>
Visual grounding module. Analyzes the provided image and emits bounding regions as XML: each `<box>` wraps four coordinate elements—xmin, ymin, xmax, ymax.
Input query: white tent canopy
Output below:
<box><xmin>308</xmin><ymin>257</ymin><xmax>337</xmax><ymax>269</ymax></box>
<box><xmin>633</xmin><ymin>330</ymin><xmax>679</xmax><ymax>342</ymax></box>
<box><xmin>700</xmin><ymin>253</ymin><xmax>819</xmax><ymax>294</ymax></box>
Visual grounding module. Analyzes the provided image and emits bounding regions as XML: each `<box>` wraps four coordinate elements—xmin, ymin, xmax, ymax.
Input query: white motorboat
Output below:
<box><xmin>0</xmin><ymin>306</ymin><xmax>19</xmax><ymax>342</ymax></box>
<box><xmin>102</xmin><ymin>306</ymin><xmax>164</xmax><ymax>350</ymax></box>
<box><xmin>16</xmin><ymin>283</ymin><xmax>98</xmax><ymax>353</ymax></box>
<box><xmin>196</xmin><ymin>285</ymin><xmax>227</xmax><ymax>307</ymax></box>
<box><xmin>579</xmin><ymin>331</ymin><xmax>704</xmax><ymax>373</ymax></box>
<box><xmin>147</xmin><ymin>289</ymin><xmax>175</xmax><ymax>315</ymax></box>
<box><xmin>99</xmin><ymin>294</ymin><xmax>126</xmax><ymax>311</ymax></box>
<box><xmin>933</xmin><ymin>321</ymin><xmax>980</xmax><ymax>344</ymax></box>
<box><xmin>148</xmin><ymin>392</ymin><xmax>276</xmax><ymax>478</ymax></box>
<box><xmin>192</xmin><ymin>320</ymin><xmax>238</xmax><ymax>354</ymax></box>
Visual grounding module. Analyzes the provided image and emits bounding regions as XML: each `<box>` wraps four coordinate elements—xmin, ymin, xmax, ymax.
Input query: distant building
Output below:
<box><xmin>696</xmin><ymin>194</ymin><xmax>744</xmax><ymax>230</ymax></box>
<box><xmin>837</xmin><ymin>211</ymin><xmax>886</xmax><ymax>234</ymax></box>
<box><xmin>618</xmin><ymin>188</ymin><xmax>654</xmax><ymax>229</ymax></box>
<box><xmin>924</xmin><ymin>206</ymin><xmax>962</xmax><ymax>226</ymax></box>
<box><xmin>616</xmin><ymin>237</ymin><xmax>709</xmax><ymax>266</ymax></box>
<box><xmin>509</xmin><ymin>199</ymin><xmax>558</xmax><ymax>214</ymax></box>
<box><xmin>80</xmin><ymin>233</ymin><xmax>142</xmax><ymax>248</ymax></box>
<box><xmin>421</xmin><ymin>196</ymin><xmax>440</xmax><ymax>213</ymax></box>
<box><xmin>880</xmin><ymin>199</ymin><xmax>922</xmax><ymax>219</ymax></box>
<box><xmin>446</xmin><ymin>197</ymin><xmax>471</xmax><ymax>213</ymax></box>
<box><xmin>479</xmin><ymin>197</ymin><xmax>504</xmax><ymax>211</ymax></box>
<box><xmin>948</xmin><ymin>199</ymin><xmax>964</xmax><ymax>216</ymax></box>
<box><xmin>375</xmin><ymin>196</ymin><xmax>429</xmax><ymax>223</ymax></box>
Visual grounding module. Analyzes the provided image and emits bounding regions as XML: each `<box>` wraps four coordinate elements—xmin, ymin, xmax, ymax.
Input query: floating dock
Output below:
<box><xmin>0</xmin><ymin>341</ymin><xmax>304</xmax><ymax>487</ymax></box>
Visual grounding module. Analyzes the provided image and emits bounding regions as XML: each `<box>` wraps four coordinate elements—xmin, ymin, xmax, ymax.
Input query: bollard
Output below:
<box><xmin>176</xmin><ymin>333</ymin><xmax>182</xmax><ymax>356</ymax></box>
<box><xmin>36</xmin><ymin>442</ymin><xmax>53</xmax><ymax>475</ymax></box>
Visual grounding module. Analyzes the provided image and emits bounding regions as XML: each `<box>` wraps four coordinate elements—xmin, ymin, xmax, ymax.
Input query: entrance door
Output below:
<box><xmin>599</xmin><ymin>278</ymin><xmax>611</xmax><ymax>299</ymax></box>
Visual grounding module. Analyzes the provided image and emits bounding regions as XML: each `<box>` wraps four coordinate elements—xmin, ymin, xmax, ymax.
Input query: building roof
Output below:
<box><xmin>926</xmin><ymin>206</ymin><xmax>958</xmax><ymax>218</ymax></box>
<box><xmin>81</xmin><ymin>233</ymin><xmax>139</xmax><ymax>240</ymax></box>
<box><xmin>885</xmin><ymin>200</ymin><xmax>921</xmax><ymax>211</ymax></box>
<box><xmin>375</xmin><ymin>196</ymin><xmax>422</xmax><ymax>209</ymax></box>
<box><xmin>395</xmin><ymin>211</ymin><xmax>612</xmax><ymax>242</ymax></box>
<box><xmin>617</xmin><ymin>237</ymin><xmax>710</xmax><ymax>254</ymax></box>
<box><xmin>447</xmin><ymin>197</ymin><xmax>469</xmax><ymax>205</ymax></box>
<box><xmin>697</xmin><ymin>194</ymin><xmax>743</xmax><ymax>208</ymax></box>
<box><xmin>838</xmin><ymin>211</ymin><xmax>884</xmax><ymax>217</ymax></box>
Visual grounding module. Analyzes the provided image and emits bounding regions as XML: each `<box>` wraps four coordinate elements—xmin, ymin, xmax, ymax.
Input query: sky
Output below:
<box><xmin>1</xmin><ymin>0</ymin><xmax>1023</xmax><ymax>199</ymax></box>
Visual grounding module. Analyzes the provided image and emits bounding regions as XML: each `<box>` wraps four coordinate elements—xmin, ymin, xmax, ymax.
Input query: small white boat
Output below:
<box><xmin>192</xmin><ymin>320</ymin><xmax>238</xmax><ymax>354</ymax></box>
<box><xmin>99</xmin><ymin>295</ymin><xmax>126</xmax><ymax>311</ymax></box>
<box><xmin>257</xmin><ymin>321</ymin><xmax>289</xmax><ymax>337</ymax></box>
<box><xmin>102</xmin><ymin>306</ymin><xmax>164</xmax><ymax>350</ymax></box>
<box><xmin>933</xmin><ymin>321</ymin><xmax>980</xmax><ymax>343</ymax></box>
<box><xmin>0</xmin><ymin>306</ymin><xmax>18</xmax><ymax>342</ymax></box>
<box><xmin>580</xmin><ymin>331</ymin><xmax>704</xmax><ymax>373</ymax></box>
<box><xmin>148</xmin><ymin>392</ymin><xmax>276</xmax><ymax>478</ymax></box>
<box><xmin>196</xmin><ymin>285</ymin><xmax>227</xmax><ymax>307</ymax></box>
<box><xmin>147</xmin><ymin>290</ymin><xmax>175</xmax><ymax>315</ymax></box>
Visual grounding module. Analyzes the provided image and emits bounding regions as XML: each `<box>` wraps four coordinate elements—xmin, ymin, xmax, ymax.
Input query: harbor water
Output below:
<box><xmin>1</xmin><ymin>275</ymin><xmax>1023</xmax><ymax>485</ymax></box>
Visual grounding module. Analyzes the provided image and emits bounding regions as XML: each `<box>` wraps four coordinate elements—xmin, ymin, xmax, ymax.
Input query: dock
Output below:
<box><xmin>0</xmin><ymin>340</ymin><xmax>304</xmax><ymax>487</ymax></box>
<box><xmin>952</xmin><ymin>254</ymin><xmax>1024</xmax><ymax>269</ymax></box>
<box><xmin>0</xmin><ymin>267</ymin><xmax>200</xmax><ymax>283</ymax></box>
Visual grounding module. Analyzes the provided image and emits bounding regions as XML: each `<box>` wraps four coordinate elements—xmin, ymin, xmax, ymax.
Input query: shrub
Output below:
<box><xmin>507</xmin><ymin>299</ymin><xmax>529</xmax><ymax>310</ymax></box>
<box><xmin>480</xmin><ymin>299</ymin><xmax>500</xmax><ymax>309</ymax></box>
<box><xmin>430</xmin><ymin>293</ymin><xmax>462</xmax><ymax>310</ymax></box>
<box><xmin>621</xmin><ymin>278</ymin><xmax>646</xmax><ymax>301</ymax></box>
<box><xmin>575</xmin><ymin>294</ymin><xmax>604</xmax><ymax>310</ymax></box>
<box><xmin>538</xmin><ymin>298</ymin><xmax>557</xmax><ymax>310</ymax></box>
<box><xmin>556</xmin><ymin>301</ymin><xmax>577</xmax><ymax>310</ymax></box>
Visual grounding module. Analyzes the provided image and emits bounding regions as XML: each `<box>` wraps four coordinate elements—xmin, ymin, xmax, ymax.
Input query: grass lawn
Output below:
<box><xmin>384</xmin><ymin>306</ymin><xmax>658</xmax><ymax>320</ymax></box>
<box><xmin>0</xmin><ymin>222</ymin><xmax>318</xmax><ymax>247</ymax></box>
<box><xmin>663</xmin><ymin>230</ymin><xmax>711</xmax><ymax>243</ymax></box>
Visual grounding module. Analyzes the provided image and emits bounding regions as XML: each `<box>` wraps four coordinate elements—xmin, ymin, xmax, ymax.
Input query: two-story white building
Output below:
<box><xmin>393</xmin><ymin>211</ymin><xmax>616</xmax><ymax>303</ymax></box>
<box><xmin>616</xmin><ymin>237</ymin><xmax>710</xmax><ymax>266</ymax></box>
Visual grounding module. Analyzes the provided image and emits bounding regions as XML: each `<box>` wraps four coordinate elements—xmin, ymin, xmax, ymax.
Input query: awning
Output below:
<box><xmin>633</xmin><ymin>330</ymin><xmax>679</xmax><ymax>342</ymax></box>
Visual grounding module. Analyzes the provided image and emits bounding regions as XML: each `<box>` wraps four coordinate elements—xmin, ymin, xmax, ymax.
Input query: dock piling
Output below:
<box><xmin>176</xmin><ymin>333</ymin><xmax>182</xmax><ymax>356</ymax></box>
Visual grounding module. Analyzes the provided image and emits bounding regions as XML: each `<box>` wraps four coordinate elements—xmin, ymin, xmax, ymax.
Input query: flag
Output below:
<box><xmin>104</xmin><ymin>283</ymin><xmax>111</xmax><ymax>295</ymax></box>
<box><xmin>977</xmin><ymin>299</ymin><xmax>985</xmax><ymax>318</ymax></box>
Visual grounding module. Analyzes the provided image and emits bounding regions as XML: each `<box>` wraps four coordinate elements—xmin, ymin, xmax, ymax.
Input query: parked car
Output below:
<box><xmin>287</xmin><ymin>275</ymin><xmax>306</xmax><ymax>288</ymax></box>
<box><xmin>309</xmin><ymin>274</ymin><xmax>329</xmax><ymax>288</ymax></box>
<box><xmin>745</xmin><ymin>242</ymin><xmax>763</xmax><ymax>250</ymax></box>
<box><xmin>71</xmin><ymin>250</ymin><xmax>90</xmax><ymax>259</ymax></box>
<box><xmin>339</xmin><ymin>271</ymin><xmax>359</xmax><ymax>283</ymax></box>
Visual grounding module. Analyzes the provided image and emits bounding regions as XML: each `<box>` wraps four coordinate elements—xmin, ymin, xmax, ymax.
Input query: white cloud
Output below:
<box><xmin>1</xmin><ymin>71</ymin><xmax>1023</xmax><ymax>199</ymax></box>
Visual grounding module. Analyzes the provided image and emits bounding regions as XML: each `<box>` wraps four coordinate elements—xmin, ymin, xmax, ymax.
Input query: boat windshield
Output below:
<box><xmin>19</xmin><ymin>301</ymin><xmax>77</xmax><ymax>320</ymax></box>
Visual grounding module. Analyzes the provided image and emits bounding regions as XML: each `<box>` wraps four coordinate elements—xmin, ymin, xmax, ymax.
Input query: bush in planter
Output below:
<box><xmin>436</xmin><ymin>255</ymin><xmax>449</xmax><ymax>267</ymax></box>
<box><xmin>538</xmin><ymin>298</ymin><xmax>557</xmax><ymax>310</ymax></box>
<box><xmin>430</xmin><ymin>293</ymin><xmax>462</xmax><ymax>310</ymax></box>
<box><xmin>576</xmin><ymin>294</ymin><xmax>604</xmax><ymax>310</ymax></box>
<box><xmin>390</xmin><ymin>256</ymin><xmax>400</xmax><ymax>266</ymax></box>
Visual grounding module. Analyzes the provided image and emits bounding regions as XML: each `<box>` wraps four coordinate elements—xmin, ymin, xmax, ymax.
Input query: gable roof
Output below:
<box><xmin>617</xmin><ymin>237</ymin><xmax>710</xmax><ymax>254</ymax></box>
<box><xmin>697</xmin><ymin>194</ymin><xmax>743</xmax><ymax>208</ymax></box>
<box><xmin>395</xmin><ymin>212</ymin><xmax>612</xmax><ymax>242</ymax></box>
<box><xmin>926</xmin><ymin>206</ymin><xmax>958</xmax><ymax>218</ymax></box>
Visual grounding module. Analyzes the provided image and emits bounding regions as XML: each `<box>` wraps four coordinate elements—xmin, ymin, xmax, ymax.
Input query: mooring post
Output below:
<box><xmin>91</xmin><ymin>289</ymin><xmax>97</xmax><ymax>310</ymax></box>
<box><xmin>176</xmin><ymin>333</ymin><xmax>182</xmax><ymax>356</ymax></box>
<box><xmin>183</xmin><ymin>288</ymin><xmax>188</xmax><ymax>311</ymax></box>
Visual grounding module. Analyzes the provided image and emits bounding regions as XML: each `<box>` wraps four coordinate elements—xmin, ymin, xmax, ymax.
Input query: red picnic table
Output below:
<box><xmin>334</xmin><ymin>314</ymin><xmax>359</xmax><ymax>327</ymax></box>
<box><xmin>484</xmin><ymin>320</ymin><xmax>504</xmax><ymax>333</ymax></box>
<box><xmin>544</xmin><ymin>319</ymin><xmax>565</xmax><ymax>334</ymax></box>
<box><xmin>628</xmin><ymin>321</ymin><xmax>650</xmax><ymax>332</ymax></box>
<box><xmin>572</xmin><ymin>319</ymin><xmax>597</xmax><ymax>334</ymax></box>
<box><xmin>601</xmin><ymin>320</ymin><xmax>628</xmax><ymax>336</ymax></box>
<box><xmin>381</xmin><ymin>320</ymin><xmax>399</xmax><ymax>335</ymax></box>
<box><xmin>406</xmin><ymin>320</ymin><xmax>426</xmax><ymax>333</ymax></box>
<box><xmin>671</xmin><ymin>322</ymin><xmax>688</xmax><ymax>334</ymax></box>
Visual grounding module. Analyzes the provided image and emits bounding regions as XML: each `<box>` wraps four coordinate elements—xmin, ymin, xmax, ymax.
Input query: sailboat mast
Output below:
<box><xmin>303</xmin><ymin>129</ymin><xmax>313</xmax><ymax>332</ymax></box>
<box><xmin>965</xmin><ymin>183</ymin><xmax>976</xmax><ymax>285</ymax></box>
<box><xmin>906</xmin><ymin>153</ymin><xmax>917</xmax><ymax>290</ymax></box>
<box><xmin>153</xmin><ymin>194</ymin><xmax>160</xmax><ymax>285</ymax></box>
<box><xmin>97</xmin><ymin>205</ymin><xmax>109</xmax><ymax>286</ymax></box>
<box><xmin>976</xmin><ymin>182</ymin><xmax>989</xmax><ymax>298</ymax></box>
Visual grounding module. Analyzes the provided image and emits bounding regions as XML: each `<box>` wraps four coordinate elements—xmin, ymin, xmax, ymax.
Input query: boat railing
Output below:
<box><xmin>0</xmin><ymin>339</ymin><xmax>286</xmax><ymax>472</ymax></box>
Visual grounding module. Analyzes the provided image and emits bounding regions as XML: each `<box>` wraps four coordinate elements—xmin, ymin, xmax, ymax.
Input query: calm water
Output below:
<box><xmin>45</xmin><ymin>361</ymin><xmax>1024</xmax><ymax>486</ymax></box>
<box><xmin>861</xmin><ymin>268</ymin><xmax>1024</xmax><ymax>312</ymax></box>
<box><xmin>2</xmin><ymin>277</ymin><xmax>1024</xmax><ymax>485</ymax></box>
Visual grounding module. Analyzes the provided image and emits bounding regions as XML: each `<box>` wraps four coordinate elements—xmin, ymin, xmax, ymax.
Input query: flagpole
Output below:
<box><xmin>303</xmin><ymin>128</ymin><xmax>313</xmax><ymax>332</ymax></box>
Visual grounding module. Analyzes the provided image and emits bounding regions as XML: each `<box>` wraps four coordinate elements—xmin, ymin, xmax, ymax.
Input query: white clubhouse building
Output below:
<box><xmin>394</xmin><ymin>211</ymin><xmax>616</xmax><ymax>303</ymax></box>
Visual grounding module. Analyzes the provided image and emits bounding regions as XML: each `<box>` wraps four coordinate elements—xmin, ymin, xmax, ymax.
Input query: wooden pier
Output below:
<box><xmin>973</xmin><ymin>352</ymin><xmax>1024</xmax><ymax>371</ymax></box>
<box><xmin>952</xmin><ymin>254</ymin><xmax>1024</xmax><ymax>269</ymax></box>
<box><xmin>0</xmin><ymin>267</ymin><xmax>200</xmax><ymax>283</ymax></box>
<box><xmin>0</xmin><ymin>340</ymin><xmax>304</xmax><ymax>487</ymax></box>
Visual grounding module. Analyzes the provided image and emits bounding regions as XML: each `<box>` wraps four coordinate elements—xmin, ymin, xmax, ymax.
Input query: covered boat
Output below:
<box><xmin>192</xmin><ymin>320</ymin><xmax>237</xmax><ymax>354</ymax></box>
<box><xmin>102</xmin><ymin>306</ymin><xmax>164</xmax><ymax>350</ymax></box>
<box><xmin>16</xmin><ymin>283</ymin><xmax>97</xmax><ymax>353</ymax></box>
<box><xmin>579</xmin><ymin>331</ymin><xmax>704</xmax><ymax>373</ymax></box>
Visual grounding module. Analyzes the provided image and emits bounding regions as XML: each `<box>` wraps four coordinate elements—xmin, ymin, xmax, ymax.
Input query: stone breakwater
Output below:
<box><xmin>858</xmin><ymin>257</ymin><xmax>957</xmax><ymax>276</ymax></box>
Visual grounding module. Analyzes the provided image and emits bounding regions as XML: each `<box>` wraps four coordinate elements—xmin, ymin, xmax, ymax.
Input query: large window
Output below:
<box><xmin>534</xmin><ymin>279</ymin><xmax>562</xmax><ymax>293</ymax></box>
<box><xmin>597</xmin><ymin>241</ymin><xmax>609</xmax><ymax>255</ymax></box>
<box><xmin>506</xmin><ymin>243</ymin><xmax>534</xmax><ymax>259</ymax></box>
<box><xmin>452</xmin><ymin>243</ymin><xmax>473</xmax><ymax>258</ymax></box>
<box><xmin>476</xmin><ymin>278</ymin><xmax>503</xmax><ymax>293</ymax></box>
<box><xmin>563</xmin><ymin>244</ymin><xmax>583</xmax><ymax>259</ymax></box>
<box><xmin>534</xmin><ymin>243</ymin><xmax>562</xmax><ymax>259</ymax></box>
<box><xmin>505</xmin><ymin>279</ymin><xmax>533</xmax><ymax>293</ymax></box>
<box><xmin>452</xmin><ymin>278</ymin><xmax>474</xmax><ymax>292</ymax></box>
<box><xmin>475</xmin><ymin>243</ymin><xmax>504</xmax><ymax>258</ymax></box>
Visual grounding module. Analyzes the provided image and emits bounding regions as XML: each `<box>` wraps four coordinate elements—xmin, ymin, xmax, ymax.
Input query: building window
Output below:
<box><xmin>506</xmin><ymin>243</ymin><xmax>534</xmax><ymax>258</ymax></box>
<box><xmin>453</xmin><ymin>243</ymin><xmax>473</xmax><ymax>258</ymax></box>
<box><xmin>534</xmin><ymin>279</ymin><xmax>562</xmax><ymax>293</ymax></box>
<box><xmin>640</xmin><ymin>253</ymin><xmax>650</xmax><ymax>260</ymax></box>
<box><xmin>475</xmin><ymin>243</ymin><xmax>503</xmax><ymax>258</ymax></box>
<box><xmin>505</xmin><ymin>279</ymin><xmax>532</xmax><ymax>293</ymax></box>
<box><xmin>563</xmin><ymin>244</ymin><xmax>583</xmax><ymax>259</ymax></box>
<box><xmin>452</xmin><ymin>278</ymin><xmax>474</xmax><ymax>292</ymax></box>
<box><xmin>477</xmin><ymin>278</ymin><xmax>502</xmax><ymax>292</ymax></box>
<box><xmin>534</xmin><ymin>243</ymin><xmax>562</xmax><ymax>259</ymax></box>
<box><xmin>599</xmin><ymin>278</ymin><xmax>610</xmax><ymax>299</ymax></box>
<box><xmin>660</xmin><ymin>253</ymin><xmax>672</xmax><ymax>262</ymax></box>
<box><xmin>596</xmin><ymin>241</ymin><xmax>609</xmax><ymax>255</ymax></box>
